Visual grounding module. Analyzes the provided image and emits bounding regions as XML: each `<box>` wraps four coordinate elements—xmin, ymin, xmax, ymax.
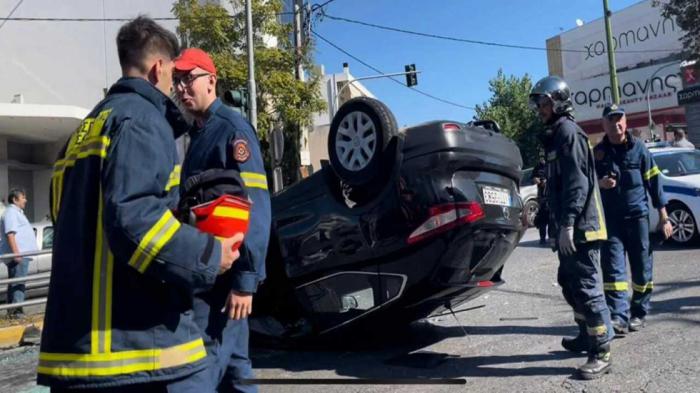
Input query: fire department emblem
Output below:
<box><xmin>233</xmin><ymin>139</ymin><xmax>250</xmax><ymax>163</ymax></box>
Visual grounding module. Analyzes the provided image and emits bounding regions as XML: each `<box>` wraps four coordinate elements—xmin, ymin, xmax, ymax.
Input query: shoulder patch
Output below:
<box><xmin>595</xmin><ymin>149</ymin><xmax>605</xmax><ymax>161</ymax></box>
<box><xmin>232</xmin><ymin>139</ymin><xmax>250</xmax><ymax>163</ymax></box>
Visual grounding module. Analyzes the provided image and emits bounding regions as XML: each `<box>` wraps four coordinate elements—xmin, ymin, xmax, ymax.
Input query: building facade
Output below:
<box><xmin>545</xmin><ymin>0</ymin><xmax>687</xmax><ymax>144</ymax></box>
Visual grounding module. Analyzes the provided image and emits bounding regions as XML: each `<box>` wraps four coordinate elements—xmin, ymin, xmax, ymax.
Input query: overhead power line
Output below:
<box><xmin>320</xmin><ymin>13</ymin><xmax>679</xmax><ymax>55</ymax></box>
<box><xmin>313</xmin><ymin>0</ymin><xmax>339</xmax><ymax>10</ymax></box>
<box><xmin>312</xmin><ymin>29</ymin><xmax>475</xmax><ymax>111</ymax></box>
<box><xmin>0</xmin><ymin>13</ymin><xmax>294</xmax><ymax>22</ymax></box>
<box><xmin>0</xmin><ymin>0</ymin><xmax>24</xmax><ymax>31</ymax></box>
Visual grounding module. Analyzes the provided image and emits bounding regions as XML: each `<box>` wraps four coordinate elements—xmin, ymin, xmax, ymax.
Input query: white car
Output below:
<box><xmin>519</xmin><ymin>168</ymin><xmax>539</xmax><ymax>227</ymax></box>
<box><xmin>0</xmin><ymin>220</ymin><xmax>53</xmax><ymax>279</ymax></box>
<box><xmin>648</xmin><ymin>146</ymin><xmax>700</xmax><ymax>245</ymax></box>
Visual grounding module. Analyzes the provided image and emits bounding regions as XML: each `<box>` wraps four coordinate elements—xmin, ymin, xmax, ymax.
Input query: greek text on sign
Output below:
<box><xmin>482</xmin><ymin>186</ymin><xmax>511</xmax><ymax>207</ymax></box>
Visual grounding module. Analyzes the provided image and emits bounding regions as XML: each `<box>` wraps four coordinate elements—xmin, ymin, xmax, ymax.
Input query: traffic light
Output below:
<box><xmin>405</xmin><ymin>64</ymin><xmax>417</xmax><ymax>87</ymax></box>
<box><xmin>223</xmin><ymin>88</ymin><xmax>249</xmax><ymax>119</ymax></box>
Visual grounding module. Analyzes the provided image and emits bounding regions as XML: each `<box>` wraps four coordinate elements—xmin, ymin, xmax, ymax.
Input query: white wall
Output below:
<box><xmin>0</xmin><ymin>0</ymin><xmax>179</xmax><ymax>107</ymax></box>
<box><xmin>32</xmin><ymin>169</ymin><xmax>52</xmax><ymax>222</ymax></box>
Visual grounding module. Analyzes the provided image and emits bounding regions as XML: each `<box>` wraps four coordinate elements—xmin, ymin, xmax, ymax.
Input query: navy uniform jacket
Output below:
<box><xmin>39</xmin><ymin>78</ymin><xmax>221</xmax><ymax>389</ymax></box>
<box><xmin>181</xmin><ymin>98</ymin><xmax>271</xmax><ymax>294</ymax></box>
<box><xmin>593</xmin><ymin>132</ymin><xmax>668</xmax><ymax>220</ymax></box>
<box><xmin>543</xmin><ymin>115</ymin><xmax>607</xmax><ymax>243</ymax></box>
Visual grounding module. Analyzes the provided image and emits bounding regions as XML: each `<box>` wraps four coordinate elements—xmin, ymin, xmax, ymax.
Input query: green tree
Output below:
<box><xmin>173</xmin><ymin>0</ymin><xmax>326</xmax><ymax>183</ymax></box>
<box><xmin>655</xmin><ymin>0</ymin><xmax>699</xmax><ymax>61</ymax></box>
<box><xmin>474</xmin><ymin>70</ymin><xmax>543</xmax><ymax>168</ymax></box>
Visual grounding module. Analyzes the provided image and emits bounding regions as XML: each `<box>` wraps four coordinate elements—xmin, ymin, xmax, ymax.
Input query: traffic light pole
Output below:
<box><xmin>603</xmin><ymin>0</ymin><xmax>620</xmax><ymax>105</ymax></box>
<box><xmin>245</xmin><ymin>0</ymin><xmax>257</xmax><ymax>129</ymax></box>
<box><xmin>334</xmin><ymin>70</ymin><xmax>421</xmax><ymax>116</ymax></box>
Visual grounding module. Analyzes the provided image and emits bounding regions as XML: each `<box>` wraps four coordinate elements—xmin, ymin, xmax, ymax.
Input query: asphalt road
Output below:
<box><xmin>3</xmin><ymin>229</ymin><xmax>699</xmax><ymax>393</ymax></box>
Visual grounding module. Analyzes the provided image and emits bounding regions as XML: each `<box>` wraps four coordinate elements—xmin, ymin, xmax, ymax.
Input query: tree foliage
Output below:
<box><xmin>173</xmin><ymin>0</ymin><xmax>326</xmax><ymax>183</ymax></box>
<box><xmin>656</xmin><ymin>0</ymin><xmax>700</xmax><ymax>61</ymax></box>
<box><xmin>474</xmin><ymin>70</ymin><xmax>543</xmax><ymax>168</ymax></box>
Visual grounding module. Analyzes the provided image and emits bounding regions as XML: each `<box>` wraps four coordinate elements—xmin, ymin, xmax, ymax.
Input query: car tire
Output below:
<box><xmin>667</xmin><ymin>202</ymin><xmax>698</xmax><ymax>244</ymax></box>
<box><xmin>524</xmin><ymin>199</ymin><xmax>539</xmax><ymax>228</ymax></box>
<box><xmin>328</xmin><ymin>97</ymin><xmax>398</xmax><ymax>187</ymax></box>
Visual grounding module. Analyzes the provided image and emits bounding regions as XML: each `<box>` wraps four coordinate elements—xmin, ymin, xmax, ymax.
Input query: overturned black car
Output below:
<box><xmin>251</xmin><ymin>97</ymin><xmax>525</xmax><ymax>341</ymax></box>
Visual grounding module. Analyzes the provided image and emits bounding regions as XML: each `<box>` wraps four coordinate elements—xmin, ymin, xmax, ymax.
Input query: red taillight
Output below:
<box><xmin>476</xmin><ymin>280</ymin><xmax>494</xmax><ymax>287</ymax></box>
<box><xmin>407</xmin><ymin>201</ymin><xmax>485</xmax><ymax>244</ymax></box>
<box><xmin>442</xmin><ymin>123</ymin><xmax>461</xmax><ymax>132</ymax></box>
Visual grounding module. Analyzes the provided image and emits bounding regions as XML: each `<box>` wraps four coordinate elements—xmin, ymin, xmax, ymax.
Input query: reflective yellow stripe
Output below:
<box><xmin>212</xmin><ymin>206</ymin><xmax>250</xmax><ymax>220</ymax></box>
<box><xmin>51</xmin><ymin>135</ymin><xmax>112</xmax><ymax>222</ymax></box>
<box><xmin>165</xmin><ymin>165</ymin><xmax>181</xmax><ymax>192</ymax></box>
<box><xmin>604</xmin><ymin>282</ymin><xmax>629</xmax><ymax>291</ymax></box>
<box><xmin>127</xmin><ymin>211</ymin><xmax>181</xmax><ymax>274</ymax></box>
<box><xmin>241</xmin><ymin>171</ymin><xmax>268</xmax><ymax>190</ymax></box>
<box><xmin>632</xmin><ymin>282</ymin><xmax>654</xmax><ymax>293</ymax></box>
<box><xmin>587</xmin><ymin>325</ymin><xmax>607</xmax><ymax>336</ymax></box>
<box><xmin>585</xmin><ymin>179</ymin><xmax>608</xmax><ymax>241</ymax></box>
<box><xmin>38</xmin><ymin>339</ymin><xmax>206</xmax><ymax>377</ymax></box>
<box><xmin>643</xmin><ymin>166</ymin><xmax>661</xmax><ymax>181</ymax></box>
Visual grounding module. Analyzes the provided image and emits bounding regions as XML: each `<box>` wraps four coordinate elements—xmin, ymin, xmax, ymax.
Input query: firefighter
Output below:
<box><xmin>173</xmin><ymin>48</ymin><xmax>272</xmax><ymax>393</ymax></box>
<box><xmin>529</xmin><ymin>76</ymin><xmax>613</xmax><ymax>380</ymax></box>
<box><xmin>594</xmin><ymin>104</ymin><xmax>672</xmax><ymax>334</ymax></box>
<box><xmin>38</xmin><ymin>18</ymin><xmax>243</xmax><ymax>391</ymax></box>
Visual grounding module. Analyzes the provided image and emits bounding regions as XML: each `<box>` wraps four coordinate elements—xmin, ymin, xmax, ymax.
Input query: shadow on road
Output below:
<box><xmin>252</xmin><ymin>322</ymin><xmax>582</xmax><ymax>379</ymax></box>
<box><xmin>516</xmin><ymin>239</ymin><xmax>553</xmax><ymax>249</ymax></box>
<box><xmin>652</xmin><ymin>295</ymin><xmax>700</xmax><ymax>317</ymax></box>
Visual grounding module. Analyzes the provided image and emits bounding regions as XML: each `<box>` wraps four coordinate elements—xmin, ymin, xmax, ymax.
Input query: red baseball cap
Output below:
<box><xmin>174</xmin><ymin>48</ymin><xmax>217</xmax><ymax>75</ymax></box>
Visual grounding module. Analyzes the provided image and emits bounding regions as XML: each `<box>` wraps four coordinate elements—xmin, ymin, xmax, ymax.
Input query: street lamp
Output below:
<box><xmin>646</xmin><ymin>62</ymin><xmax>679</xmax><ymax>139</ymax></box>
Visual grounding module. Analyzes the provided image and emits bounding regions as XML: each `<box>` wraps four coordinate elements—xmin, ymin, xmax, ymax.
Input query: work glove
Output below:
<box><xmin>558</xmin><ymin>226</ymin><xmax>576</xmax><ymax>256</ymax></box>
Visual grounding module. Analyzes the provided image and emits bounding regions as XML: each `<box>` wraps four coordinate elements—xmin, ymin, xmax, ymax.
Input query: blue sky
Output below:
<box><xmin>311</xmin><ymin>0</ymin><xmax>641</xmax><ymax>126</ymax></box>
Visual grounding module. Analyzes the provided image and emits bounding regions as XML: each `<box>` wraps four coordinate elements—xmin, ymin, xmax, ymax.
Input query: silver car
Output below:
<box><xmin>520</xmin><ymin>168</ymin><xmax>539</xmax><ymax>227</ymax></box>
<box><xmin>1</xmin><ymin>220</ymin><xmax>53</xmax><ymax>299</ymax></box>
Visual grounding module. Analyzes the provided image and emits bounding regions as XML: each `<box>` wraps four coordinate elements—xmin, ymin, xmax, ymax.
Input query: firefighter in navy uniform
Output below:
<box><xmin>594</xmin><ymin>104</ymin><xmax>672</xmax><ymax>334</ymax></box>
<box><xmin>38</xmin><ymin>18</ymin><xmax>243</xmax><ymax>392</ymax></box>
<box><xmin>529</xmin><ymin>76</ymin><xmax>613</xmax><ymax>380</ymax></box>
<box><xmin>173</xmin><ymin>48</ymin><xmax>271</xmax><ymax>393</ymax></box>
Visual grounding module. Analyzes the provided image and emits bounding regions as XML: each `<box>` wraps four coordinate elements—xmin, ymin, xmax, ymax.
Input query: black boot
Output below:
<box><xmin>576</xmin><ymin>342</ymin><xmax>612</xmax><ymax>380</ymax></box>
<box><xmin>629</xmin><ymin>317</ymin><xmax>645</xmax><ymax>332</ymax></box>
<box><xmin>611</xmin><ymin>319</ymin><xmax>629</xmax><ymax>335</ymax></box>
<box><xmin>561</xmin><ymin>334</ymin><xmax>588</xmax><ymax>353</ymax></box>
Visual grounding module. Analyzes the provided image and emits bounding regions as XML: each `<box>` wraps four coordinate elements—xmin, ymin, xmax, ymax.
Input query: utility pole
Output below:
<box><xmin>293</xmin><ymin>0</ymin><xmax>305</xmax><ymax>83</ymax></box>
<box><xmin>603</xmin><ymin>0</ymin><xmax>620</xmax><ymax>104</ymax></box>
<box><xmin>293</xmin><ymin>0</ymin><xmax>310</xmax><ymax>182</ymax></box>
<box><xmin>245</xmin><ymin>0</ymin><xmax>257</xmax><ymax>130</ymax></box>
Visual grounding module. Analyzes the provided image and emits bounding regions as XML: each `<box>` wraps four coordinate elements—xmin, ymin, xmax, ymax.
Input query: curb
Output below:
<box><xmin>0</xmin><ymin>321</ymin><xmax>43</xmax><ymax>349</ymax></box>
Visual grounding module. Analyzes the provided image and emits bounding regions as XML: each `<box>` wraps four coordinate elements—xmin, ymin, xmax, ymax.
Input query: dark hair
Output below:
<box><xmin>8</xmin><ymin>188</ymin><xmax>25</xmax><ymax>205</ymax></box>
<box><xmin>116</xmin><ymin>16</ymin><xmax>180</xmax><ymax>73</ymax></box>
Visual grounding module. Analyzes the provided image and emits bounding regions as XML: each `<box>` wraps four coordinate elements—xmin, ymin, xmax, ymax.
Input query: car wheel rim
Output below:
<box><xmin>527</xmin><ymin>203</ymin><xmax>538</xmax><ymax>224</ymax></box>
<box><xmin>669</xmin><ymin>209</ymin><xmax>696</xmax><ymax>243</ymax></box>
<box><xmin>335</xmin><ymin>111</ymin><xmax>377</xmax><ymax>171</ymax></box>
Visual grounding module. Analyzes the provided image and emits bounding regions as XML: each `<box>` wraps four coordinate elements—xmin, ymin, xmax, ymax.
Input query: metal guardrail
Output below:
<box><xmin>1</xmin><ymin>250</ymin><xmax>52</xmax><ymax>311</ymax></box>
<box><xmin>0</xmin><ymin>297</ymin><xmax>48</xmax><ymax>311</ymax></box>
<box><xmin>0</xmin><ymin>272</ymin><xmax>51</xmax><ymax>286</ymax></box>
<box><xmin>0</xmin><ymin>249</ymin><xmax>52</xmax><ymax>261</ymax></box>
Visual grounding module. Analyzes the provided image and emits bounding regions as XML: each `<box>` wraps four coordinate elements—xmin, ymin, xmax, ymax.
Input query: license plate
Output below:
<box><xmin>482</xmin><ymin>186</ymin><xmax>511</xmax><ymax>207</ymax></box>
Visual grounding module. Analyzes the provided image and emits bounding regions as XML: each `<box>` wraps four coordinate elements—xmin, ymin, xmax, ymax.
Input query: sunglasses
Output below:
<box><xmin>173</xmin><ymin>73</ymin><xmax>210</xmax><ymax>88</ymax></box>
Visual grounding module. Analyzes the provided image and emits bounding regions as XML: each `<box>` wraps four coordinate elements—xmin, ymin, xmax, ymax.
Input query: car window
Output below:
<box><xmin>654</xmin><ymin>150</ymin><xmax>700</xmax><ymax>177</ymax></box>
<box><xmin>42</xmin><ymin>227</ymin><xmax>54</xmax><ymax>250</ymax></box>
